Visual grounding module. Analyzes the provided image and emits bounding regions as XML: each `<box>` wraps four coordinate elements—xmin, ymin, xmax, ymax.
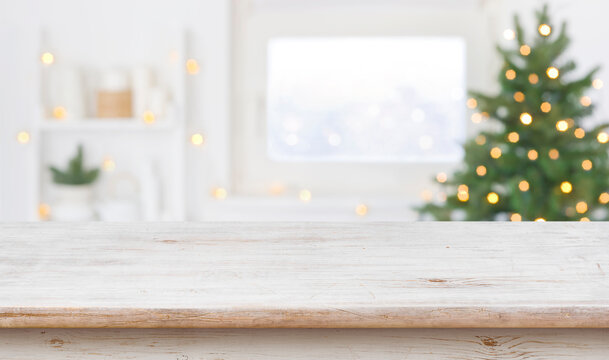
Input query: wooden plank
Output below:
<box><xmin>1</xmin><ymin>329</ymin><xmax>608</xmax><ymax>359</ymax></box>
<box><xmin>0</xmin><ymin>222</ymin><xmax>608</xmax><ymax>328</ymax></box>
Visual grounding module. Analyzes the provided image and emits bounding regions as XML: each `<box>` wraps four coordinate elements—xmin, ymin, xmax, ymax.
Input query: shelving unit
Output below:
<box><xmin>32</xmin><ymin>26</ymin><xmax>186</xmax><ymax>221</ymax></box>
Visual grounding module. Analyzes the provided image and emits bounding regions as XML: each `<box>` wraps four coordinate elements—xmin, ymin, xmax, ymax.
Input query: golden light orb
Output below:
<box><xmin>528</xmin><ymin>73</ymin><xmax>539</xmax><ymax>84</ymax></box>
<box><xmin>576</xmin><ymin>201</ymin><xmax>588</xmax><ymax>214</ymax></box>
<box><xmin>582</xmin><ymin>159</ymin><xmax>593</xmax><ymax>171</ymax></box>
<box><xmin>538</xmin><ymin>24</ymin><xmax>552</xmax><ymax>36</ymax></box>
<box><xmin>490</xmin><ymin>147</ymin><xmax>502</xmax><ymax>159</ymax></box>
<box><xmin>299</xmin><ymin>189</ymin><xmax>312</xmax><ymax>202</ymax></box>
<box><xmin>38</xmin><ymin>203</ymin><xmax>51</xmax><ymax>220</ymax></box>
<box><xmin>597</xmin><ymin>132</ymin><xmax>609</xmax><ymax>144</ymax></box>
<box><xmin>593</xmin><ymin>79</ymin><xmax>604</xmax><ymax>90</ymax></box>
<box><xmin>574</xmin><ymin>128</ymin><xmax>585</xmax><ymax>139</ymax></box>
<box><xmin>580</xmin><ymin>96</ymin><xmax>592</xmax><ymax>107</ymax></box>
<box><xmin>212</xmin><ymin>187</ymin><xmax>227</xmax><ymax>200</ymax></box>
<box><xmin>540</xmin><ymin>102</ymin><xmax>552</xmax><ymax>113</ymax></box>
<box><xmin>487</xmin><ymin>192</ymin><xmax>499</xmax><ymax>204</ymax></box>
<box><xmin>549</xmin><ymin>149</ymin><xmax>560</xmax><ymax>160</ymax></box>
<box><xmin>528</xmin><ymin>149</ymin><xmax>538</xmax><ymax>160</ymax></box>
<box><xmin>186</xmin><ymin>58</ymin><xmax>200</xmax><ymax>75</ymax></box>
<box><xmin>507</xmin><ymin>131</ymin><xmax>519</xmax><ymax>143</ymax></box>
<box><xmin>53</xmin><ymin>106</ymin><xmax>67</xmax><ymax>120</ymax></box>
<box><xmin>102</xmin><ymin>157</ymin><xmax>116</xmax><ymax>172</ymax></box>
<box><xmin>471</xmin><ymin>113</ymin><xmax>482</xmax><ymax>123</ymax></box>
<box><xmin>513</xmin><ymin>91</ymin><xmax>525</xmax><ymax>103</ymax></box>
<box><xmin>436</xmin><ymin>172</ymin><xmax>448</xmax><ymax>183</ymax></box>
<box><xmin>457</xmin><ymin>190</ymin><xmax>469</xmax><ymax>202</ymax></box>
<box><xmin>535</xmin><ymin>217</ymin><xmax>546</xmax><ymax>222</ymax></box>
<box><xmin>518</xmin><ymin>180</ymin><xmax>530</xmax><ymax>192</ymax></box>
<box><xmin>580</xmin><ymin>217</ymin><xmax>590</xmax><ymax>222</ymax></box>
<box><xmin>503</xmin><ymin>28</ymin><xmax>516</xmax><ymax>40</ymax></box>
<box><xmin>599</xmin><ymin>192</ymin><xmax>609</xmax><ymax>204</ymax></box>
<box><xmin>142</xmin><ymin>111</ymin><xmax>155</xmax><ymax>124</ymax></box>
<box><xmin>16</xmin><ymin>131</ymin><xmax>30</xmax><ymax>144</ymax></box>
<box><xmin>556</xmin><ymin>120</ymin><xmax>569</xmax><ymax>132</ymax></box>
<box><xmin>466</xmin><ymin>98</ymin><xmax>477</xmax><ymax>109</ymax></box>
<box><xmin>520</xmin><ymin>45</ymin><xmax>531</xmax><ymax>56</ymax></box>
<box><xmin>475</xmin><ymin>135</ymin><xmax>486</xmax><ymax>145</ymax></box>
<box><xmin>560</xmin><ymin>181</ymin><xmax>573</xmax><ymax>194</ymax></box>
<box><xmin>421</xmin><ymin>190</ymin><xmax>433</xmax><ymax>202</ymax></box>
<box><xmin>41</xmin><ymin>52</ymin><xmax>54</xmax><ymax>65</ymax></box>
<box><xmin>520</xmin><ymin>112</ymin><xmax>533</xmax><ymax>125</ymax></box>
<box><xmin>355</xmin><ymin>204</ymin><xmax>368</xmax><ymax>216</ymax></box>
<box><xmin>546</xmin><ymin>66</ymin><xmax>559</xmax><ymax>79</ymax></box>
<box><xmin>476</xmin><ymin>165</ymin><xmax>487</xmax><ymax>176</ymax></box>
<box><xmin>505</xmin><ymin>69</ymin><xmax>516</xmax><ymax>80</ymax></box>
<box><xmin>190</xmin><ymin>133</ymin><xmax>205</xmax><ymax>146</ymax></box>
<box><xmin>458</xmin><ymin>184</ymin><xmax>469</xmax><ymax>193</ymax></box>
<box><xmin>510</xmin><ymin>213</ymin><xmax>522</xmax><ymax>222</ymax></box>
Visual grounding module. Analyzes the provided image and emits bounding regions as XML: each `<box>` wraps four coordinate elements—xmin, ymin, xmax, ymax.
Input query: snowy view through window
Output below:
<box><xmin>267</xmin><ymin>37</ymin><xmax>466</xmax><ymax>162</ymax></box>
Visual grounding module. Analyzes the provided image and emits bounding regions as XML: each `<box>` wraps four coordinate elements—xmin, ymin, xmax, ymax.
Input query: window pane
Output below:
<box><xmin>267</xmin><ymin>37</ymin><xmax>466</xmax><ymax>162</ymax></box>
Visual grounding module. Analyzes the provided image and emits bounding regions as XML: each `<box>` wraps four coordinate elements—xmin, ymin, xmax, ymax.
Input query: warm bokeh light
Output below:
<box><xmin>476</xmin><ymin>165</ymin><xmax>487</xmax><ymax>176</ymax></box>
<box><xmin>503</xmin><ymin>28</ymin><xmax>516</xmax><ymax>40</ymax></box>
<box><xmin>269</xmin><ymin>182</ymin><xmax>285</xmax><ymax>196</ymax></box>
<box><xmin>466</xmin><ymin>98</ymin><xmax>477</xmax><ymax>109</ymax></box>
<box><xmin>592</xmin><ymin>79</ymin><xmax>604</xmax><ymax>89</ymax></box>
<box><xmin>535</xmin><ymin>217</ymin><xmax>546</xmax><ymax>222</ymax></box>
<box><xmin>102</xmin><ymin>157</ymin><xmax>116</xmax><ymax>172</ymax></box>
<box><xmin>576</xmin><ymin>201</ymin><xmax>588</xmax><ymax>214</ymax></box>
<box><xmin>538</xmin><ymin>24</ymin><xmax>552</xmax><ymax>36</ymax></box>
<box><xmin>599</xmin><ymin>192</ymin><xmax>609</xmax><ymax>204</ymax></box>
<box><xmin>471</xmin><ymin>113</ymin><xmax>482</xmax><ymax>123</ymax></box>
<box><xmin>53</xmin><ymin>106</ymin><xmax>67</xmax><ymax>120</ymax></box>
<box><xmin>420</xmin><ymin>190</ymin><xmax>433</xmax><ymax>202</ymax></box>
<box><xmin>186</xmin><ymin>58</ymin><xmax>200</xmax><ymax>74</ymax></box>
<box><xmin>597</xmin><ymin>132</ymin><xmax>609</xmax><ymax>144</ymax></box>
<box><xmin>212</xmin><ymin>187</ymin><xmax>227</xmax><ymax>200</ymax></box>
<box><xmin>505</xmin><ymin>69</ymin><xmax>516</xmax><ymax>80</ymax></box>
<box><xmin>518</xmin><ymin>180</ymin><xmax>530</xmax><ymax>192</ymax></box>
<box><xmin>528</xmin><ymin>149</ymin><xmax>538</xmax><ymax>160</ymax></box>
<box><xmin>41</xmin><ymin>52</ymin><xmax>54</xmax><ymax>65</ymax></box>
<box><xmin>528</xmin><ymin>73</ymin><xmax>539</xmax><ymax>84</ymax></box>
<box><xmin>190</xmin><ymin>133</ymin><xmax>205</xmax><ymax>146</ymax></box>
<box><xmin>142</xmin><ymin>111</ymin><xmax>155</xmax><ymax>124</ymax></box>
<box><xmin>580</xmin><ymin>96</ymin><xmax>592</xmax><ymax>107</ymax></box>
<box><xmin>457</xmin><ymin>189</ymin><xmax>469</xmax><ymax>202</ymax></box>
<box><xmin>574</xmin><ymin>128</ymin><xmax>585</xmax><ymax>139</ymax></box>
<box><xmin>519</xmin><ymin>45</ymin><xmax>531</xmax><ymax>56</ymax></box>
<box><xmin>436</xmin><ymin>172</ymin><xmax>447</xmax><ymax>183</ymax></box>
<box><xmin>520</xmin><ymin>112</ymin><xmax>532</xmax><ymax>125</ymax></box>
<box><xmin>355</xmin><ymin>204</ymin><xmax>368</xmax><ymax>216</ymax></box>
<box><xmin>510</xmin><ymin>213</ymin><xmax>522</xmax><ymax>222</ymax></box>
<box><xmin>582</xmin><ymin>159</ymin><xmax>593</xmax><ymax>171</ymax></box>
<box><xmin>546</xmin><ymin>66</ymin><xmax>559</xmax><ymax>79</ymax></box>
<box><xmin>490</xmin><ymin>147</ymin><xmax>502</xmax><ymax>159</ymax></box>
<box><xmin>507</xmin><ymin>132</ymin><xmax>519</xmax><ymax>143</ymax></box>
<box><xmin>299</xmin><ymin>189</ymin><xmax>312</xmax><ymax>202</ymax></box>
<box><xmin>16</xmin><ymin>131</ymin><xmax>30</xmax><ymax>144</ymax></box>
<box><xmin>458</xmin><ymin>184</ymin><xmax>469</xmax><ymax>193</ymax></box>
<box><xmin>513</xmin><ymin>91</ymin><xmax>525</xmax><ymax>102</ymax></box>
<box><xmin>475</xmin><ymin>135</ymin><xmax>486</xmax><ymax>145</ymax></box>
<box><xmin>540</xmin><ymin>102</ymin><xmax>551</xmax><ymax>113</ymax></box>
<box><xmin>560</xmin><ymin>181</ymin><xmax>573</xmax><ymax>194</ymax></box>
<box><xmin>580</xmin><ymin>217</ymin><xmax>590</xmax><ymax>222</ymax></box>
<box><xmin>486</xmin><ymin>192</ymin><xmax>499</xmax><ymax>204</ymax></box>
<box><xmin>556</xmin><ymin>120</ymin><xmax>568</xmax><ymax>132</ymax></box>
<box><xmin>38</xmin><ymin>203</ymin><xmax>51</xmax><ymax>220</ymax></box>
<box><xmin>549</xmin><ymin>149</ymin><xmax>560</xmax><ymax>160</ymax></box>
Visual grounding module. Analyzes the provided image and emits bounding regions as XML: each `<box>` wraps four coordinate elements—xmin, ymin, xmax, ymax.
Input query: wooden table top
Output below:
<box><xmin>0</xmin><ymin>222</ymin><xmax>607</xmax><ymax>328</ymax></box>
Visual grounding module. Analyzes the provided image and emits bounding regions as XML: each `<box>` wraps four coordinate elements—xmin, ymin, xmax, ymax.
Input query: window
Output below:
<box><xmin>267</xmin><ymin>37</ymin><xmax>466</xmax><ymax>162</ymax></box>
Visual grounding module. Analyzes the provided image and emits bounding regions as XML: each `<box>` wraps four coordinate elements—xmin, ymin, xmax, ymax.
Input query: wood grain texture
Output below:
<box><xmin>1</xmin><ymin>329</ymin><xmax>608</xmax><ymax>359</ymax></box>
<box><xmin>0</xmin><ymin>222</ymin><xmax>608</xmax><ymax>328</ymax></box>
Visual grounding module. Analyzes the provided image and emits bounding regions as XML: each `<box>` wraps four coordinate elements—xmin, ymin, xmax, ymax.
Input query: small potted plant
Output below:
<box><xmin>49</xmin><ymin>144</ymin><xmax>100</xmax><ymax>221</ymax></box>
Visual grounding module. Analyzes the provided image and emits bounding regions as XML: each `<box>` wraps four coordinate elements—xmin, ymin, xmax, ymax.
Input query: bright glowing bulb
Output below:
<box><xmin>574</xmin><ymin>128</ymin><xmax>585</xmax><ymax>139</ymax></box>
<box><xmin>593</xmin><ymin>79</ymin><xmax>604</xmax><ymax>89</ymax></box>
<box><xmin>457</xmin><ymin>191</ymin><xmax>469</xmax><ymax>202</ymax></box>
<box><xmin>212</xmin><ymin>187</ymin><xmax>227</xmax><ymax>200</ymax></box>
<box><xmin>471</xmin><ymin>113</ymin><xmax>482</xmax><ymax>123</ymax></box>
<box><xmin>520</xmin><ymin>45</ymin><xmax>531</xmax><ymax>56</ymax></box>
<box><xmin>487</xmin><ymin>192</ymin><xmax>499</xmax><ymax>204</ymax></box>
<box><xmin>508</xmin><ymin>132</ymin><xmax>519</xmax><ymax>143</ymax></box>
<box><xmin>510</xmin><ymin>213</ymin><xmax>522</xmax><ymax>222</ymax></box>
<box><xmin>52</xmin><ymin>106</ymin><xmax>67</xmax><ymax>120</ymax></box>
<box><xmin>503</xmin><ymin>28</ymin><xmax>516</xmax><ymax>40</ymax></box>
<box><xmin>490</xmin><ymin>147</ymin><xmax>502</xmax><ymax>159</ymax></box>
<box><xmin>505</xmin><ymin>69</ymin><xmax>516</xmax><ymax>80</ymax></box>
<box><xmin>580</xmin><ymin>96</ymin><xmax>592</xmax><ymax>107</ymax></box>
<box><xmin>190</xmin><ymin>133</ymin><xmax>205</xmax><ymax>146</ymax></box>
<box><xmin>535</xmin><ymin>217</ymin><xmax>546</xmax><ymax>222</ymax></box>
<box><xmin>513</xmin><ymin>91</ymin><xmax>525</xmax><ymax>102</ymax></box>
<box><xmin>546</xmin><ymin>67</ymin><xmax>559</xmax><ymax>79</ymax></box>
<box><xmin>519</xmin><ymin>180</ymin><xmax>530</xmax><ymax>192</ymax></box>
<box><xmin>41</xmin><ymin>52</ymin><xmax>54</xmax><ymax>65</ymax></box>
<box><xmin>186</xmin><ymin>59</ymin><xmax>200</xmax><ymax>75</ymax></box>
<box><xmin>560</xmin><ymin>181</ymin><xmax>573</xmax><ymax>194</ymax></box>
<box><xmin>466</xmin><ymin>98</ymin><xmax>477</xmax><ymax>109</ymax></box>
<box><xmin>540</xmin><ymin>102</ymin><xmax>552</xmax><ymax>113</ymax></box>
<box><xmin>436</xmin><ymin>172</ymin><xmax>447</xmax><ymax>183</ymax></box>
<box><xmin>556</xmin><ymin>120</ymin><xmax>569</xmax><ymax>132</ymax></box>
<box><xmin>458</xmin><ymin>184</ymin><xmax>469</xmax><ymax>193</ymax></box>
<box><xmin>299</xmin><ymin>189</ymin><xmax>312</xmax><ymax>202</ymax></box>
<box><xmin>355</xmin><ymin>204</ymin><xmax>368</xmax><ymax>216</ymax></box>
<box><xmin>476</xmin><ymin>165</ymin><xmax>487</xmax><ymax>176</ymax></box>
<box><xmin>580</xmin><ymin>217</ymin><xmax>590</xmax><ymax>222</ymax></box>
<box><xmin>520</xmin><ymin>112</ymin><xmax>532</xmax><ymax>125</ymax></box>
<box><xmin>582</xmin><ymin>159</ymin><xmax>593</xmax><ymax>171</ymax></box>
<box><xmin>38</xmin><ymin>203</ymin><xmax>51</xmax><ymax>220</ymax></box>
<box><xmin>549</xmin><ymin>149</ymin><xmax>560</xmax><ymax>160</ymax></box>
<box><xmin>597</xmin><ymin>132</ymin><xmax>609</xmax><ymax>144</ymax></box>
<box><xmin>576</xmin><ymin>201</ymin><xmax>588</xmax><ymax>214</ymax></box>
<box><xmin>538</xmin><ymin>24</ymin><xmax>552</xmax><ymax>36</ymax></box>
<box><xmin>142</xmin><ymin>111</ymin><xmax>155</xmax><ymax>124</ymax></box>
<box><xmin>528</xmin><ymin>149</ymin><xmax>538</xmax><ymax>160</ymax></box>
<box><xmin>16</xmin><ymin>131</ymin><xmax>30</xmax><ymax>144</ymax></box>
<box><xmin>599</xmin><ymin>192</ymin><xmax>609</xmax><ymax>204</ymax></box>
<box><xmin>528</xmin><ymin>74</ymin><xmax>539</xmax><ymax>84</ymax></box>
<box><xmin>102</xmin><ymin>157</ymin><xmax>116</xmax><ymax>172</ymax></box>
<box><xmin>475</xmin><ymin>135</ymin><xmax>486</xmax><ymax>145</ymax></box>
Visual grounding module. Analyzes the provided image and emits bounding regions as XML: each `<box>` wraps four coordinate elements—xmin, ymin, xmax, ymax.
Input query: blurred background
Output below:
<box><xmin>1</xmin><ymin>0</ymin><xmax>608</xmax><ymax>222</ymax></box>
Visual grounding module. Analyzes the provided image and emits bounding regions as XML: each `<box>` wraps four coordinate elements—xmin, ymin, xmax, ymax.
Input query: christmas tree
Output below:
<box><xmin>420</xmin><ymin>5</ymin><xmax>609</xmax><ymax>221</ymax></box>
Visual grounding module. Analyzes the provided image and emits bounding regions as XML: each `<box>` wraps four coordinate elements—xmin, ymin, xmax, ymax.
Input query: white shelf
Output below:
<box><xmin>38</xmin><ymin>118</ymin><xmax>178</xmax><ymax>132</ymax></box>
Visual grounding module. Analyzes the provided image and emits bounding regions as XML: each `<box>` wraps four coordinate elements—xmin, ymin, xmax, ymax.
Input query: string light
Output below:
<box><xmin>599</xmin><ymin>192</ymin><xmax>609</xmax><ymax>204</ymax></box>
<box><xmin>471</xmin><ymin>113</ymin><xmax>482</xmax><ymax>123</ymax></box>
<box><xmin>580</xmin><ymin>96</ymin><xmax>592</xmax><ymax>107</ymax></box>
<box><xmin>580</xmin><ymin>217</ymin><xmax>590</xmax><ymax>222</ymax></box>
<box><xmin>549</xmin><ymin>149</ymin><xmax>560</xmax><ymax>160</ymax></box>
<box><xmin>475</xmin><ymin>135</ymin><xmax>487</xmax><ymax>145</ymax></box>
<box><xmin>503</xmin><ymin>29</ymin><xmax>516</xmax><ymax>40</ymax></box>
<box><xmin>490</xmin><ymin>147</ymin><xmax>502</xmax><ymax>159</ymax></box>
<box><xmin>458</xmin><ymin>184</ymin><xmax>469</xmax><ymax>193</ymax></box>
<box><xmin>102</xmin><ymin>157</ymin><xmax>116</xmax><ymax>172</ymax></box>
<box><xmin>538</xmin><ymin>24</ymin><xmax>552</xmax><ymax>36</ymax></box>
<box><xmin>546</xmin><ymin>67</ymin><xmax>559</xmax><ymax>79</ymax></box>
<box><xmin>576</xmin><ymin>201</ymin><xmax>588</xmax><ymax>214</ymax></box>
<box><xmin>466</xmin><ymin>98</ymin><xmax>477</xmax><ymax>109</ymax></box>
<box><xmin>190</xmin><ymin>133</ymin><xmax>205</xmax><ymax>146</ymax></box>
<box><xmin>582</xmin><ymin>159</ymin><xmax>593</xmax><ymax>171</ymax></box>
<box><xmin>597</xmin><ymin>132</ymin><xmax>609</xmax><ymax>144</ymax></box>
<box><xmin>556</xmin><ymin>120</ymin><xmax>569</xmax><ymax>132</ymax></box>
<box><xmin>520</xmin><ymin>112</ymin><xmax>532</xmax><ymax>125</ymax></box>
<box><xmin>560</xmin><ymin>181</ymin><xmax>573</xmax><ymax>193</ymax></box>
<box><xmin>41</xmin><ymin>52</ymin><xmax>54</xmax><ymax>65</ymax></box>
<box><xmin>476</xmin><ymin>165</ymin><xmax>487</xmax><ymax>176</ymax></box>
<box><xmin>355</xmin><ymin>204</ymin><xmax>368</xmax><ymax>216</ymax></box>
<box><xmin>487</xmin><ymin>192</ymin><xmax>499</xmax><ymax>204</ymax></box>
<box><xmin>212</xmin><ymin>187</ymin><xmax>227</xmax><ymax>200</ymax></box>
<box><xmin>510</xmin><ymin>213</ymin><xmax>522</xmax><ymax>222</ymax></box>
<box><xmin>38</xmin><ymin>203</ymin><xmax>51</xmax><ymax>220</ymax></box>
<box><xmin>436</xmin><ymin>172</ymin><xmax>447</xmax><ymax>183</ymax></box>
<box><xmin>592</xmin><ymin>79</ymin><xmax>604</xmax><ymax>89</ymax></box>
<box><xmin>505</xmin><ymin>69</ymin><xmax>516</xmax><ymax>80</ymax></box>
<box><xmin>142</xmin><ymin>111</ymin><xmax>155</xmax><ymax>124</ymax></box>
<box><xmin>528</xmin><ymin>149</ymin><xmax>538</xmax><ymax>160</ymax></box>
<box><xmin>535</xmin><ymin>217</ymin><xmax>546</xmax><ymax>222</ymax></box>
<box><xmin>53</xmin><ymin>106</ymin><xmax>67</xmax><ymax>120</ymax></box>
<box><xmin>508</xmin><ymin>132</ymin><xmax>519</xmax><ymax>143</ymax></box>
<box><xmin>520</xmin><ymin>45</ymin><xmax>531</xmax><ymax>56</ymax></box>
<box><xmin>457</xmin><ymin>185</ymin><xmax>469</xmax><ymax>202</ymax></box>
<box><xmin>540</xmin><ymin>102</ymin><xmax>552</xmax><ymax>113</ymax></box>
<box><xmin>519</xmin><ymin>180</ymin><xmax>530</xmax><ymax>192</ymax></box>
<box><xmin>16</xmin><ymin>131</ymin><xmax>30</xmax><ymax>144</ymax></box>
<box><xmin>186</xmin><ymin>59</ymin><xmax>200</xmax><ymax>75</ymax></box>
<box><xmin>528</xmin><ymin>74</ymin><xmax>539</xmax><ymax>84</ymax></box>
<box><xmin>513</xmin><ymin>91</ymin><xmax>525</xmax><ymax>102</ymax></box>
<box><xmin>299</xmin><ymin>189</ymin><xmax>312</xmax><ymax>202</ymax></box>
<box><xmin>574</xmin><ymin>128</ymin><xmax>585</xmax><ymax>138</ymax></box>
